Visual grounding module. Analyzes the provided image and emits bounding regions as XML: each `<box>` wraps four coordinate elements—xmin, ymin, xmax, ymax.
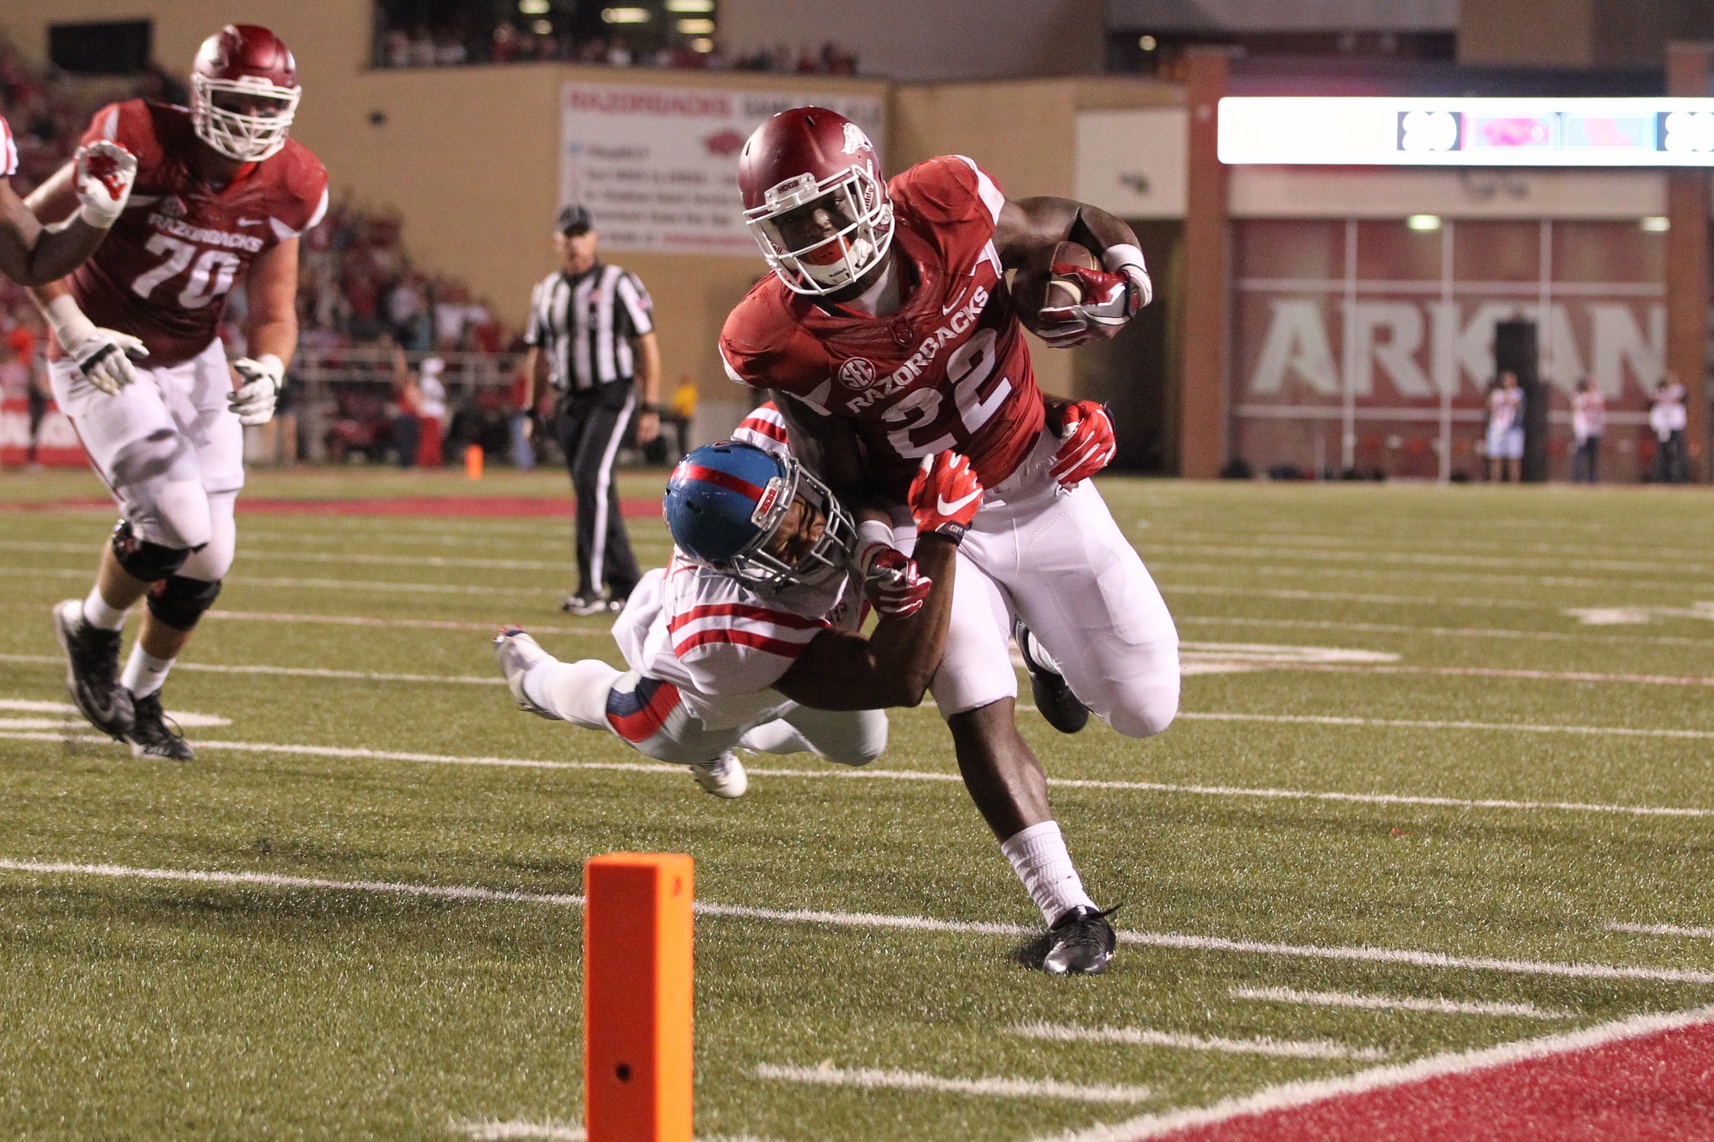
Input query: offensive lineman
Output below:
<box><xmin>32</xmin><ymin>25</ymin><xmax>328</xmax><ymax>760</ymax></box>
<box><xmin>720</xmin><ymin>108</ymin><xmax>1179</xmax><ymax>974</ymax></box>
<box><xmin>0</xmin><ymin>109</ymin><xmax>137</xmax><ymax>286</ymax></box>
<box><xmin>496</xmin><ymin>432</ymin><xmax>979</xmax><ymax>803</ymax></box>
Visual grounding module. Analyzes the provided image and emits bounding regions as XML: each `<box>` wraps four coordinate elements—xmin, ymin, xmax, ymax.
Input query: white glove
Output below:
<box><xmin>73</xmin><ymin>140</ymin><xmax>138</xmax><ymax>229</ymax></box>
<box><xmin>229</xmin><ymin>354</ymin><xmax>285</xmax><ymax>426</ymax></box>
<box><xmin>44</xmin><ymin>295</ymin><xmax>147</xmax><ymax>396</ymax></box>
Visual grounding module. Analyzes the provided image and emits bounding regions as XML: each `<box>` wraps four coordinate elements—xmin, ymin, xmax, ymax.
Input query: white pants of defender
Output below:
<box><xmin>49</xmin><ymin>338</ymin><xmax>243</xmax><ymax>578</ymax></box>
<box><xmin>899</xmin><ymin>429</ymin><xmax>1180</xmax><ymax>738</ymax></box>
<box><xmin>539</xmin><ymin>662</ymin><xmax>889</xmax><ymax>769</ymax></box>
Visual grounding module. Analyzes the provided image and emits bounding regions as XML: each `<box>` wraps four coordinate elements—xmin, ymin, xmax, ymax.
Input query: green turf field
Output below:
<box><xmin>3</xmin><ymin>467</ymin><xmax>1713</xmax><ymax>1140</ymax></box>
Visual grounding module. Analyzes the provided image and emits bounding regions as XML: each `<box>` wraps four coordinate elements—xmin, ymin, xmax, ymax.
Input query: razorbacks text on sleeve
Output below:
<box><xmin>718</xmin><ymin>155</ymin><xmax>1042</xmax><ymax>500</ymax></box>
<box><xmin>56</xmin><ymin>100</ymin><xmax>328</xmax><ymax>367</ymax></box>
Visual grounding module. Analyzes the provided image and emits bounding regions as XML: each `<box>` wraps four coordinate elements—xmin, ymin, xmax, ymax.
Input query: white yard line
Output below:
<box><xmin>1177</xmin><ymin>614</ymin><xmax>1714</xmax><ymax>648</ymax></box>
<box><xmin>1610</xmin><ymin>922</ymin><xmax>1714</xmax><ymax>939</ymax></box>
<box><xmin>4</xmin><ymin>729</ymin><xmax>1711</xmax><ymax>820</ymax></box>
<box><xmin>1009</xmin><ymin>1022</ymin><xmax>1385</xmax><ymax>1060</ymax></box>
<box><xmin>1179</xmin><ymin>711</ymin><xmax>1714</xmax><ymax>741</ymax></box>
<box><xmin>1153</xmin><ymin>559</ymin><xmax>1714</xmax><ymax>595</ymax></box>
<box><xmin>752</xmin><ymin>1063</ymin><xmax>1152</xmax><ymax>1103</ymax></box>
<box><xmin>1147</xmin><ymin>542</ymin><xmax>1707</xmax><ymax>577</ymax></box>
<box><xmin>0</xmin><ymin>654</ymin><xmax>504</xmax><ymax>685</ymax></box>
<box><xmin>2</xmin><ymin>565</ymin><xmax>558</xmax><ymax>597</ymax></box>
<box><xmin>1025</xmin><ymin>1003</ymin><xmax>1714</xmax><ymax>1142</ymax></box>
<box><xmin>1291</xmin><ymin>662</ymin><xmax>1714</xmax><ymax>687</ymax></box>
<box><xmin>1162</xmin><ymin>584</ymin><xmax>1549</xmax><ymax>611</ymax></box>
<box><xmin>1229</xmin><ymin>986</ymin><xmax>1573</xmax><ymax>1020</ymax></box>
<box><xmin>206</xmin><ymin>611</ymin><xmax>601</xmax><ymax>635</ymax></box>
<box><xmin>3</xmin><ymin>858</ymin><xmax>1712</xmax><ymax>986</ymax></box>
<box><xmin>453</xmin><ymin>1121</ymin><xmax>584</xmax><ymax>1142</ymax></box>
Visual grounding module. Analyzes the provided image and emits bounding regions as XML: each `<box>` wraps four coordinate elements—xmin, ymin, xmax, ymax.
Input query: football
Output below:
<box><xmin>1011</xmin><ymin>240</ymin><xmax>1101</xmax><ymax>338</ymax></box>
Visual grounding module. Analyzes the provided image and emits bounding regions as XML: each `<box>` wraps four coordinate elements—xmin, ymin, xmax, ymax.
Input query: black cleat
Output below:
<box><xmin>52</xmin><ymin>598</ymin><xmax>134</xmax><ymax>737</ymax></box>
<box><xmin>1042</xmin><ymin>905</ymin><xmax>1119</xmax><ymax>976</ymax></box>
<box><xmin>1014</xmin><ymin>620</ymin><xmax>1088</xmax><ymax>734</ymax></box>
<box><xmin>123</xmin><ymin>690</ymin><xmax>195</xmax><ymax>762</ymax></box>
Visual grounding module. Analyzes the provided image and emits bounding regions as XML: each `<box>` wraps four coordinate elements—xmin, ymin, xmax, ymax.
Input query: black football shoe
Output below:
<box><xmin>560</xmin><ymin>592</ymin><xmax>621</xmax><ymax>616</ymax></box>
<box><xmin>1014</xmin><ymin>619</ymin><xmax>1089</xmax><ymax>734</ymax></box>
<box><xmin>52</xmin><ymin>598</ymin><xmax>134</xmax><ymax>737</ymax></box>
<box><xmin>123</xmin><ymin>690</ymin><xmax>195</xmax><ymax>762</ymax></box>
<box><xmin>1042</xmin><ymin>905</ymin><xmax>1120</xmax><ymax>976</ymax></box>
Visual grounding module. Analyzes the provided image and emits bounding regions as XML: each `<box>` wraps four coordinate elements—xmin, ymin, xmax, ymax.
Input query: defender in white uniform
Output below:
<box><xmin>494</xmin><ymin>433</ymin><xmax>979</xmax><ymax>797</ymax></box>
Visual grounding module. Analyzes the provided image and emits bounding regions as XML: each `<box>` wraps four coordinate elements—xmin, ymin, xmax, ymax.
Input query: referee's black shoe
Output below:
<box><xmin>1014</xmin><ymin>619</ymin><xmax>1088</xmax><ymax>734</ymax></box>
<box><xmin>1042</xmin><ymin>905</ymin><xmax>1120</xmax><ymax>976</ymax></box>
<box><xmin>561</xmin><ymin>592</ymin><xmax>621</xmax><ymax>616</ymax></box>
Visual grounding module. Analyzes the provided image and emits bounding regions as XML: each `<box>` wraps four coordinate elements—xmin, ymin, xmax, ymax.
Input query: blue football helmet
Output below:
<box><xmin>663</xmin><ymin>441</ymin><xmax>857</xmax><ymax>592</ymax></box>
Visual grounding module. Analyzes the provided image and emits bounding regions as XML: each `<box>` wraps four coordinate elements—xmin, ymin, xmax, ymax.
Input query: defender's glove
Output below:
<box><xmin>44</xmin><ymin>295</ymin><xmax>147</xmax><ymax>396</ymax></box>
<box><xmin>1036</xmin><ymin>244</ymin><xmax>1152</xmax><ymax>349</ymax></box>
<box><xmin>73</xmin><ymin>141</ymin><xmax>138</xmax><ymax>228</ymax></box>
<box><xmin>1050</xmin><ymin>401</ymin><xmax>1116</xmax><ymax>489</ymax></box>
<box><xmin>229</xmin><ymin>354</ymin><xmax>285</xmax><ymax>425</ymax></box>
<box><xmin>908</xmin><ymin>451</ymin><xmax>984</xmax><ymax>544</ymax></box>
<box><xmin>862</xmin><ymin>546</ymin><xmax>933</xmax><ymax>617</ymax></box>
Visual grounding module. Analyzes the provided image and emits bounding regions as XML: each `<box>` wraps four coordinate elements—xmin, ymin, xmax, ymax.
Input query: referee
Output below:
<box><xmin>524</xmin><ymin>204</ymin><xmax>661</xmax><ymax>614</ymax></box>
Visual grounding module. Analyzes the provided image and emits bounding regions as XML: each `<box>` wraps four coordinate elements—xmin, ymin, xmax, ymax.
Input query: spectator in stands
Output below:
<box><xmin>1571</xmin><ymin>376</ymin><xmax>1604</xmax><ymax>484</ymax></box>
<box><xmin>1649</xmin><ymin>372</ymin><xmax>1689</xmax><ymax>484</ymax></box>
<box><xmin>417</xmin><ymin>356</ymin><xmax>448</xmax><ymax>467</ymax></box>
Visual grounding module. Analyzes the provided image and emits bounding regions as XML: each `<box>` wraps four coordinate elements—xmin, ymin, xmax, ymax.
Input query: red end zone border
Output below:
<box><xmin>1055</xmin><ymin>1004</ymin><xmax>1714</xmax><ymax>1142</ymax></box>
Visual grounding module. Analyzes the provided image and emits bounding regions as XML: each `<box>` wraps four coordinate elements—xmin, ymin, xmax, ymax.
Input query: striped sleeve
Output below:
<box><xmin>731</xmin><ymin>401</ymin><xmax>790</xmax><ymax>456</ymax></box>
<box><xmin>668</xmin><ymin>601</ymin><xmax>827</xmax><ymax>696</ymax></box>
<box><xmin>615</xmin><ymin>271</ymin><xmax>655</xmax><ymax>336</ymax></box>
<box><xmin>524</xmin><ymin>279</ymin><xmax>546</xmax><ymax>347</ymax></box>
<box><xmin>0</xmin><ymin>115</ymin><xmax>16</xmax><ymax>179</ymax></box>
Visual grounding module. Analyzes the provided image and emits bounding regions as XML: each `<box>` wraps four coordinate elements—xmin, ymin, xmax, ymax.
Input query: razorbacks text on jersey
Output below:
<box><xmin>0</xmin><ymin>114</ymin><xmax>17</xmax><ymax>180</ymax></box>
<box><xmin>719</xmin><ymin>155</ymin><xmax>1045</xmax><ymax>501</ymax></box>
<box><xmin>54</xmin><ymin>100</ymin><xmax>328</xmax><ymax>367</ymax></box>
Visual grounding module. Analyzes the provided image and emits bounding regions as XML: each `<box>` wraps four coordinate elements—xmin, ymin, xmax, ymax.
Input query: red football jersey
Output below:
<box><xmin>0</xmin><ymin>114</ymin><xmax>17</xmax><ymax>179</ymax></box>
<box><xmin>57</xmin><ymin>101</ymin><xmax>328</xmax><ymax>367</ymax></box>
<box><xmin>719</xmin><ymin>155</ymin><xmax>1044</xmax><ymax>501</ymax></box>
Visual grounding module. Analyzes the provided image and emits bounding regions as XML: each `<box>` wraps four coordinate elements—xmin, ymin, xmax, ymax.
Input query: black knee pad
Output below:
<box><xmin>111</xmin><ymin>520</ymin><xmax>195</xmax><ymax>583</ymax></box>
<box><xmin>145</xmin><ymin>575</ymin><xmax>222</xmax><ymax>632</ymax></box>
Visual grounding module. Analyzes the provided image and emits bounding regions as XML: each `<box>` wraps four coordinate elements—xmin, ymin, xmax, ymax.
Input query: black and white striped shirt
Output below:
<box><xmin>525</xmin><ymin>263</ymin><xmax>656</xmax><ymax>394</ymax></box>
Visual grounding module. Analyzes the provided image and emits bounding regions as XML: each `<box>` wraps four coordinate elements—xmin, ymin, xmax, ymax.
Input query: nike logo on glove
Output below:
<box><xmin>936</xmin><ymin>489</ymin><xmax>981</xmax><ymax>515</ymax></box>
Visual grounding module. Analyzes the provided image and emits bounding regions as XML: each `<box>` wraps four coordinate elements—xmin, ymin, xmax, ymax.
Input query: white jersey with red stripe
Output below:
<box><xmin>612</xmin><ymin>552</ymin><xmax>863</xmax><ymax>732</ymax></box>
<box><xmin>729</xmin><ymin>400</ymin><xmax>789</xmax><ymax>456</ymax></box>
<box><xmin>0</xmin><ymin>114</ymin><xmax>17</xmax><ymax>179</ymax></box>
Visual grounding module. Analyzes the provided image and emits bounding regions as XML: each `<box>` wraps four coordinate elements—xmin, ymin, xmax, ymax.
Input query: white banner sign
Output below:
<box><xmin>560</xmin><ymin>83</ymin><xmax>886</xmax><ymax>256</ymax></box>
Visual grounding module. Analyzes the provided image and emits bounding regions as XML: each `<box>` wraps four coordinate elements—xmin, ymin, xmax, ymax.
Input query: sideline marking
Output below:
<box><xmin>752</xmin><ymin>1063</ymin><xmax>1152</xmax><ymax>1104</ymax></box>
<box><xmin>454</xmin><ymin>1121</ymin><xmax>583</xmax><ymax>1141</ymax></box>
<box><xmin>1026</xmin><ymin>1003</ymin><xmax>1714</xmax><ymax>1142</ymax></box>
<box><xmin>1610</xmin><ymin>922</ymin><xmax>1714</xmax><ymax>939</ymax></box>
<box><xmin>4</xmin><ymin>729</ymin><xmax>1710</xmax><ymax>820</ymax></box>
<box><xmin>1229</xmin><ymin>986</ymin><xmax>1573</xmax><ymax>1020</ymax></box>
<box><xmin>3</xmin><ymin>859</ymin><xmax>1712</xmax><ymax>986</ymax></box>
<box><xmin>1009</xmin><ymin>1023</ymin><xmax>1385</xmax><ymax>1061</ymax></box>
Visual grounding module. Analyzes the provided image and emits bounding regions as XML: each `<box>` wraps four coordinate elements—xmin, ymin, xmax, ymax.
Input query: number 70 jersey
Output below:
<box><xmin>60</xmin><ymin>100</ymin><xmax>328</xmax><ymax>368</ymax></box>
<box><xmin>719</xmin><ymin>155</ymin><xmax>1044</xmax><ymax>502</ymax></box>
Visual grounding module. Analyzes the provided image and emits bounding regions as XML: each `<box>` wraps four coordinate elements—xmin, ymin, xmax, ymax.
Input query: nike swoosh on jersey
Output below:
<box><xmin>236</xmin><ymin>218</ymin><xmax>263</xmax><ymax>226</ymax></box>
<box><xmin>936</xmin><ymin>489</ymin><xmax>981</xmax><ymax>515</ymax></box>
<box><xmin>940</xmin><ymin>287</ymin><xmax>969</xmax><ymax>315</ymax></box>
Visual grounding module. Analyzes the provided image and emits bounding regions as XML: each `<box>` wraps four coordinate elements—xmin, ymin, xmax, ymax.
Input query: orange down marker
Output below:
<box><xmin>584</xmin><ymin>852</ymin><xmax>694</xmax><ymax>1142</ymax></box>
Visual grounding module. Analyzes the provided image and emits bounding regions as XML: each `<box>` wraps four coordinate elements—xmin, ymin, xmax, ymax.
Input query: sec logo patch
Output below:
<box><xmin>838</xmin><ymin>358</ymin><xmax>877</xmax><ymax>389</ymax></box>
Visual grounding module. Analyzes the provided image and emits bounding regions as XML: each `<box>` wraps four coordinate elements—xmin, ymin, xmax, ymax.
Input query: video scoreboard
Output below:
<box><xmin>1217</xmin><ymin>97</ymin><xmax>1714</xmax><ymax>167</ymax></box>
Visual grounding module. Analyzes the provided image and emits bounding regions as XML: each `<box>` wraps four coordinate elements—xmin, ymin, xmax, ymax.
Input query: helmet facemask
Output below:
<box><xmin>718</xmin><ymin>457</ymin><xmax>858</xmax><ymax>593</ymax></box>
<box><xmin>192</xmin><ymin>74</ymin><xmax>299</xmax><ymax>162</ymax></box>
<box><xmin>744</xmin><ymin>164</ymin><xmax>893</xmax><ymax>297</ymax></box>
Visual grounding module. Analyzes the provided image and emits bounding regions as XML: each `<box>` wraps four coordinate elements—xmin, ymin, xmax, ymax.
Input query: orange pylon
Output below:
<box><xmin>584</xmin><ymin>853</ymin><xmax>694</xmax><ymax>1142</ymax></box>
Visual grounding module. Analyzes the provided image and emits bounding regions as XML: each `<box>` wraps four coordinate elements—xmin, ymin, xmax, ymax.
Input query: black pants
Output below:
<box><xmin>1572</xmin><ymin>436</ymin><xmax>1600</xmax><ymax>483</ymax></box>
<box><xmin>554</xmin><ymin>388</ymin><xmax>639</xmax><ymax>601</ymax></box>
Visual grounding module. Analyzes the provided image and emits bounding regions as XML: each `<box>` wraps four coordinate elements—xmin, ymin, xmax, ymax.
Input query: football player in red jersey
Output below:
<box><xmin>720</xmin><ymin>108</ymin><xmax>1176</xmax><ymax>974</ymax></box>
<box><xmin>27</xmin><ymin>25</ymin><xmax>328</xmax><ymax>761</ymax></box>
<box><xmin>0</xmin><ymin>112</ymin><xmax>138</xmax><ymax>286</ymax></box>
